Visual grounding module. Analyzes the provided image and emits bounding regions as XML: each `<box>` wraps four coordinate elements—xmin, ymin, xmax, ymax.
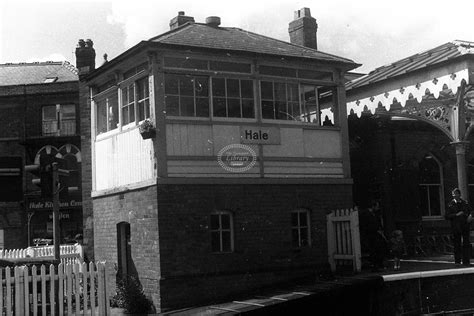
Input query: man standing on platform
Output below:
<box><xmin>446</xmin><ymin>188</ymin><xmax>472</xmax><ymax>266</ymax></box>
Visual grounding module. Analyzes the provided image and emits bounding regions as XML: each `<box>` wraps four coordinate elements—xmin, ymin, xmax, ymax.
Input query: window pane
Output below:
<box><xmin>241</xmin><ymin>80</ymin><xmax>253</xmax><ymax>98</ymax></box>
<box><xmin>227</xmin><ymin>79</ymin><xmax>240</xmax><ymax>98</ymax></box>
<box><xmin>96</xmin><ymin>100</ymin><xmax>107</xmax><ymax>134</ymax></box>
<box><xmin>261</xmin><ymin>100</ymin><xmax>274</xmax><ymax>119</ymax></box>
<box><xmin>429</xmin><ymin>186</ymin><xmax>441</xmax><ymax>216</ymax></box>
<box><xmin>164</xmin><ymin>74</ymin><xmax>179</xmax><ymax>94</ymax></box>
<box><xmin>60</xmin><ymin>104</ymin><xmax>76</xmax><ymax>119</ymax></box>
<box><xmin>180</xmin><ymin>77</ymin><xmax>194</xmax><ymax>96</ymax></box>
<box><xmin>299</xmin><ymin>69</ymin><xmax>332</xmax><ymax>81</ymax></box>
<box><xmin>227</xmin><ymin>99</ymin><xmax>241</xmax><ymax>118</ymax></box>
<box><xmin>299</xmin><ymin>212</ymin><xmax>307</xmax><ymax>226</ymax></box>
<box><xmin>291</xmin><ymin>212</ymin><xmax>298</xmax><ymax>226</ymax></box>
<box><xmin>213</xmin><ymin>98</ymin><xmax>227</xmax><ymax>117</ymax></box>
<box><xmin>419</xmin><ymin>186</ymin><xmax>429</xmax><ymax>217</ymax></box>
<box><xmin>300</xmin><ymin>228</ymin><xmax>309</xmax><ymax>246</ymax></box>
<box><xmin>212</xmin><ymin>78</ymin><xmax>226</xmax><ymax>97</ymax></box>
<box><xmin>274</xmin><ymin>83</ymin><xmax>287</xmax><ymax>101</ymax></box>
<box><xmin>222</xmin><ymin>232</ymin><xmax>231</xmax><ymax>252</ymax></box>
<box><xmin>275</xmin><ymin>101</ymin><xmax>288</xmax><ymax>120</ymax></box>
<box><xmin>122</xmin><ymin>106</ymin><xmax>130</xmax><ymax>125</ymax></box>
<box><xmin>195</xmin><ymin>77</ymin><xmax>208</xmax><ymax>97</ymax></box>
<box><xmin>260</xmin><ymin>65</ymin><xmax>296</xmax><ymax>77</ymax></box>
<box><xmin>108</xmin><ymin>93</ymin><xmax>119</xmax><ymax>131</ymax></box>
<box><xmin>165</xmin><ymin>96</ymin><xmax>179</xmax><ymax>116</ymax></box>
<box><xmin>260</xmin><ymin>81</ymin><xmax>273</xmax><ymax>100</ymax></box>
<box><xmin>164</xmin><ymin>57</ymin><xmax>208</xmax><ymax>70</ymax></box>
<box><xmin>43</xmin><ymin>106</ymin><xmax>56</xmax><ymax>121</ymax></box>
<box><xmin>242</xmin><ymin>99</ymin><xmax>254</xmax><ymax>118</ymax></box>
<box><xmin>129</xmin><ymin>103</ymin><xmax>135</xmax><ymax>123</ymax></box>
<box><xmin>181</xmin><ymin>97</ymin><xmax>195</xmax><ymax>116</ymax></box>
<box><xmin>221</xmin><ymin>214</ymin><xmax>230</xmax><ymax>229</ymax></box>
<box><xmin>196</xmin><ymin>98</ymin><xmax>209</xmax><ymax>117</ymax></box>
<box><xmin>210</xmin><ymin>61</ymin><xmax>251</xmax><ymax>73</ymax></box>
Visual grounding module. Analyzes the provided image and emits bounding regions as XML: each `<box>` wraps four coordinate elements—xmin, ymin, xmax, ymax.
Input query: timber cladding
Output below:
<box><xmin>92</xmin><ymin>182</ymin><xmax>352</xmax><ymax>311</ymax></box>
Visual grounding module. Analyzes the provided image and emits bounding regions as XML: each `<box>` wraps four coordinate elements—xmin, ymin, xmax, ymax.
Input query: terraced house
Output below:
<box><xmin>77</xmin><ymin>8</ymin><xmax>359</xmax><ymax>311</ymax></box>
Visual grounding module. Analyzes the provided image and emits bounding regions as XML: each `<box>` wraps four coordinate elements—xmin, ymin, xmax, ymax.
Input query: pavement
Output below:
<box><xmin>154</xmin><ymin>254</ymin><xmax>474</xmax><ymax>315</ymax></box>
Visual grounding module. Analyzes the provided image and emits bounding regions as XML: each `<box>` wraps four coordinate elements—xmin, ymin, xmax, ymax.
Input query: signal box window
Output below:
<box><xmin>210</xmin><ymin>211</ymin><xmax>234</xmax><ymax>253</ymax></box>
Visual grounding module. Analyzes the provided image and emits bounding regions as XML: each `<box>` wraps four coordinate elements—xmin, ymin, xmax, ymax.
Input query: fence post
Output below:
<box><xmin>327</xmin><ymin>211</ymin><xmax>336</xmax><ymax>272</ymax></box>
<box><xmin>350</xmin><ymin>209</ymin><xmax>362</xmax><ymax>272</ymax></box>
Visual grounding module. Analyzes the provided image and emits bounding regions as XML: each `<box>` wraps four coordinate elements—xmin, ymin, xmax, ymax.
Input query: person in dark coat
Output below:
<box><xmin>445</xmin><ymin>188</ymin><xmax>472</xmax><ymax>265</ymax></box>
<box><xmin>366</xmin><ymin>200</ymin><xmax>387</xmax><ymax>271</ymax></box>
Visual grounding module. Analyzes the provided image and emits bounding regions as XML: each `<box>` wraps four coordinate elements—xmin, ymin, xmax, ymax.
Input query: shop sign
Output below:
<box><xmin>27</xmin><ymin>199</ymin><xmax>82</xmax><ymax>211</ymax></box>
<box><xmin>240</xmin><ymin>127</ymin><xmax>280</xmax><ymax>144</ymax></box>
<box><xmin>217</xmin><ymin>144</ymin><xmax>257</xmax><ymax>173</ymax></box>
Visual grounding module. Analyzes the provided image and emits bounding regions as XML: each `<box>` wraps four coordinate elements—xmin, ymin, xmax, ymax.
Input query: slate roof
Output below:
<box><xmin>0</xmin><ymin>61</ymin><xmax>78</xmax><ymax>86</ymax></box>
<box><xmin>346</xmin><ymin>40</ymin><xmax>474</xmax><ymax>91</ymax></box>
<box><xmin>149</xmin><ymin>22</ymin><xmax>357</xmax><ymax>66</ymax></box>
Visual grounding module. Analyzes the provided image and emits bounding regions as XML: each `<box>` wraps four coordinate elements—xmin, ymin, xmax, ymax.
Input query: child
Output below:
<box><xmin>390</xmin><ymin>230</ymin><xmax>405</xmax><ymax>270</ymax></box>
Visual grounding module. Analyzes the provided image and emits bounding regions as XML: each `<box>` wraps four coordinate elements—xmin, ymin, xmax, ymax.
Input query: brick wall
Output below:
<box><xmin>93</xmin><ymin>182</ymin><xmax>352</xmax><ymax>312</ymax></box>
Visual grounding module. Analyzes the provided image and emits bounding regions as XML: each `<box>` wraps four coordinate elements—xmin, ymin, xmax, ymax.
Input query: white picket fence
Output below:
<box><xmin>0</xmin><ymin>262</ymin><xmax>110</xmax><ymax>315</ymax></box>
<box><xmin>327</xmin><ymin>208</ymin><xmax>362</xmax><ymax>273</ymax></box>
<box><xmin>0</xmin><ymin>245</ymin><xmax>82</xmax><ymax>264</ymax></box>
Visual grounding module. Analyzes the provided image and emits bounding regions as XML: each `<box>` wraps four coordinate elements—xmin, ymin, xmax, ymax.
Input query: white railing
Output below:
<box><xmin>0</xmin><ymin>244</ymin><xmax>82</xmax><ymax>264</ymax></box>
<box><xmin>327</xmin><ymin>208</ymin><xmax>362</xmax><ymax>272</ymax></box>
<box><xmin>0</xmin><ymin>262</ymin><xmax>110</xmax><ymax>315</ymax></box>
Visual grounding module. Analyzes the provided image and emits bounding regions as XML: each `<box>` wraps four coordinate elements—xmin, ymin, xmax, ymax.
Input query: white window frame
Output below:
<box><xmin>210</xmin><ymin>211</ymin><xmax>234</xmax><ymax>253</ymax></box>
<box><xmin>291</xmin><ymin>209</ymin><xmax>311</xmax><ymax>248</ymax></box>
<box><xmin>419</xmin><ymin>154</ymin><xmax>445</xmax><ymax>220</ymax></box>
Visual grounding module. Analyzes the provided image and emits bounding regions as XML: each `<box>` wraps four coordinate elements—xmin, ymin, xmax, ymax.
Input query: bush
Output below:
<box><xmin>111</xmin><ymin>276</ymin><xmax>154</xmax><ymax>314</ymax></box>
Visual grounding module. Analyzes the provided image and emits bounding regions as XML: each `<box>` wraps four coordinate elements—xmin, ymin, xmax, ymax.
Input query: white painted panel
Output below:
<box><xmin>264</xmin><ymin>160</ymin><xmax>343</xmax><ymax>177</ymax></box>
<box><xmin>94</xmin><ymin>128</ymin><xmax>155</xmax><ymax>191</ymax></box>
<box><xmin>167</xmin><ymin>160</ymin><xmax>260</xmax><ymax>177</ymax></box>
<box><xmin>211</xmin><ymin>125</ymin><xmax>243</xmax><ymax>155</ymax></box>
<box><xmin>166</xmin><ymin>124</ymin><xmax>213</xmax><ymax>156</ymax></box>
<box><xmin>303</xmin><ymin>129</ymin><xmax>342</xmax><ymax>158</ymax></box>
<box><xmin>262</xmin><ymin>128</ymin><xmax>304</xmax><ymax>157</ymax></box>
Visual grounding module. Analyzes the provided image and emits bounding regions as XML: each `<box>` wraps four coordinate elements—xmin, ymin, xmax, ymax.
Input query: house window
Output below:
<box><xmin>95</xmin><ymin>90</ymin><xmax>119</xmax><ymax>135</ymax></box>
<box><xmin>291</xmin><ymin>209</ymin><xmax>311</xmax><ymax>248</ymax></box>
<box><xmin>42</xmin><ymin>104</ymin><xmax>76</xmax><ymax>136</ymax></box>
<box><xmin>210</xmin><ymin>211</ymin><xmax>234</xmax><ymax>253</ymax></box>
<box><xmin>419</xmin><ymin>155</ymin><xmax>443</xmax><ymax>217</ymax></box>
<box><xmin>212</xmin><ymin>78</ymin><xmax>254</xmax><ymax>118</ymax></box>
<box><xmin>136</xmin><ymin>77</ymin><xmax>150</xmax><ymax>121</ymax></box>
<box><xmin>164</xmin><ymin>74</ymin><xmax>209</xmax><ymax>117</ymax></box>
<box><xmin>121</xmin><ymin>85</ymin><xmax>135</xmax><ymax>126</ymax></box>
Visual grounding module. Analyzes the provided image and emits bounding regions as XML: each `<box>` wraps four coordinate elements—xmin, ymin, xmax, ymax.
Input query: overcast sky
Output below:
<box><xmin>1</xmin><ymin>0</ymin><xmax>474</xmax><ymax>74</ymax></box>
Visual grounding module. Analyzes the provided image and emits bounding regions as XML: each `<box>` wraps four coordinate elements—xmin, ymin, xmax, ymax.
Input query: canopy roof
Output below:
<box><xmin>346</xmin><ymin>40</ymin><xmax>474</xmax><ymax>118</ymax></box>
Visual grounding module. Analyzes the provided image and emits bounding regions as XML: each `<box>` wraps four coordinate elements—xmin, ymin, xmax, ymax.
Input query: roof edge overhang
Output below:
<box><xmin>345</xmin><ymin>54</ymin><xmax>474</xmax><ymax>117</ymax></box>
<box><xmin>84</xmin><ymin>41</ymin><xmax>360</xmax><ymax>81</ymax></box>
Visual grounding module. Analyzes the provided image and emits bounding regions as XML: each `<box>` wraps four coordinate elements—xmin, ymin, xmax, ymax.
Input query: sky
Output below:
<box><xmin>1</xmin><ymin>0</ymin><xmax>474</xmax><ymax>74</ymax></box>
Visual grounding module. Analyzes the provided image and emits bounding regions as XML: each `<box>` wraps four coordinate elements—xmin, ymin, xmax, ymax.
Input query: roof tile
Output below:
<box><xmin>0</xmin><ymin>61</ymin><xmax>78</xmax><ymax>86</ymax></box>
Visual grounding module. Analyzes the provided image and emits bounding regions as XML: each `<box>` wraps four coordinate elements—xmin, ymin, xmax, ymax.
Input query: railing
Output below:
<box><xmin>327</xmin><ymin>208</ymin><xmax>362</xmax><ymax>272</ymax></box>
<box><xmin>0</xmin><ymin>262</ymin><xmax>110</xmax><ymax>315</ymax></box>
<box><xmin>0</xmin><ymin>244</ymin><xmax>82</xmax><ymax>265</ymax></box>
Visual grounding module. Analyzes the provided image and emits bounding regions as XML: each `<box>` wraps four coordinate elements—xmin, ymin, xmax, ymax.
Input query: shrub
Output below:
<box><xmin>111</xmin><ymin>276</ymin><xmax>154</xmax><ymax>314</ymax></box>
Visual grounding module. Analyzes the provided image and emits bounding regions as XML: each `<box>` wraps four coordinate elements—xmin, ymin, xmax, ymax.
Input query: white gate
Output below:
<box><xmin>327</xmin><ymin>208</ymin><xmax>361</xmax><ymax>272</ymax></box>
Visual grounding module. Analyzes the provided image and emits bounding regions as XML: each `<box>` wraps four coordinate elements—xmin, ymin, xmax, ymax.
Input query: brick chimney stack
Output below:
<box><xmin>288</xmin><ymin>8</ymin><xmax>318</xmax><ymax>49</ymax></box>
<box><xmin>75</xmin><ymin>39</ymin><xmax>96</xmax><ymax>77</ymax></box>
<box><xmin>169</xmin><ymin>11</ymin><xmax>195</xmax><ymax>30</ymax></box>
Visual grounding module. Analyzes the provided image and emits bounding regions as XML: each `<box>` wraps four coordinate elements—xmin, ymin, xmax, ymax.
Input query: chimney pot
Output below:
<box><xmin>206</xmin><ymin>16</ymin><xmax>221</xmax><ymax>27</ymax></box>
<box><xmin>75</xmin><ymin>38</ymin><xmax>96</xmax><ymax>77</ymax></box>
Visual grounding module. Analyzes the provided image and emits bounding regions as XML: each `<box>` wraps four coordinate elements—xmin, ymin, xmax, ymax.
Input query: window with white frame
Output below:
<box><xmin>136</xmin><ymin>77</ymin><xmax>150</xmax><ymax>121</ymax></box>
<box><xmin>42</xmin><ymin>104</ymin><xmax>76</xmax><ymax>136</ymax></box>
<box><xmin>164</xmin><ymin>74</ymin><xmax>209</xmax><ymax>117</ymax></box>
<box><xmin>419</xmin><ymin>155</ymin><xmax>443</xmax><ymax>217</ymax></box>
<box><xmin>210</xmin><ymin>211</ymin><xmax>234</xmax><ymax>253</ymax></box>
<box><xmin>212</xmin><ymin>78</ymin><xmax>254</xmax><ymax>118</ymax></box>
<box><xmin>291</xmin><ymin>209</ymin><xmax>311</xmax><ymax>248</ymax></box>
<box><xmin>121</xmin><ymin>84</ymin><xmax>135</xmax><ymax>126</ymax></box>
<box><xmin>95</xmin><ymin>90</ymin><xmax>119</xmax><ymax>135</ymax></box>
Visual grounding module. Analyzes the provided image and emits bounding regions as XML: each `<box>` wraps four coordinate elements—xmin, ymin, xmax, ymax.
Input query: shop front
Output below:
<box><xmin>26</xmin><ymin>197</ymin><xmax>82</xmax><ymax>246</ymax></box>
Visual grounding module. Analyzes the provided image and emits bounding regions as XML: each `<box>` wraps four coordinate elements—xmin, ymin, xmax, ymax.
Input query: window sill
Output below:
<box><xmin>421</xmin><ymin>216</ymin><xmax>445</xmax><ymax>221</ymax></box>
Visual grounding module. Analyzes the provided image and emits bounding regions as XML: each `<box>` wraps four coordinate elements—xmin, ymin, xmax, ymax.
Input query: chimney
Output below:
<box><xmin>75</xmin><ymin>39</ymin><xmax>96</xmax><ymax>77</ymax></box>
<box><xmin>288</xmin><ymin>8</ymin><xmax>318</xmax><ymax>49</ymax></box>
<box><xmin>169</xmin><ymin>11</ymin><xmax>195</xmax><ymax>30</ymax></box>
<box><xmin>205</xmin><ymin>16</ymin><xmax>221</xmax><ymax>27</ymax></box>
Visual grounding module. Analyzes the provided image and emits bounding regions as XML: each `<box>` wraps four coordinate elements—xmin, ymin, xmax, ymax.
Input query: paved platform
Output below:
<box><xmin>160</xmin><ymin>255</ymin><xmax>474</xmax><ymax>315</ymax></box>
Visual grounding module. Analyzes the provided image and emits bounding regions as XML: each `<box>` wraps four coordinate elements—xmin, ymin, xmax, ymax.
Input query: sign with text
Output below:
<box><xmin>27</xmin><ymin>199</ymin><xmax>82</xmax><ymax>211</ymax></box>
<box><xmin>240</xmin><ymin>127</ymin><xmax>280</xmax><ymax>144</ymax></box>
